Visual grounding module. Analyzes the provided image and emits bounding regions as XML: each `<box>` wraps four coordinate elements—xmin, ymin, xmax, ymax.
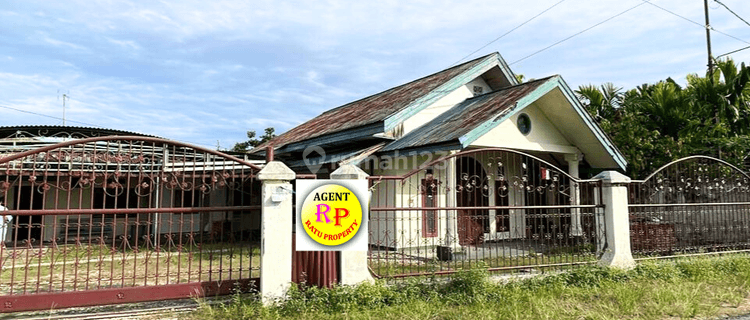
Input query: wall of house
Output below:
<box><xmin>395</xmin><ymin>77</ymin><xmax>492</xmax><ymax>139</ymax></box>
<box><xmin>368</xmin><ymin>153</ymin><xmax>457</xmax><ymax>250</ymax></box>
<box><xmin>470</xmin><ymin>102</ymin><xmax>579</xmax><ymax>155</ymax></box>
<box><xmin>3</xmin><ymin>178</ymin><xmax>255</xmax><ymax>245</ymax></box>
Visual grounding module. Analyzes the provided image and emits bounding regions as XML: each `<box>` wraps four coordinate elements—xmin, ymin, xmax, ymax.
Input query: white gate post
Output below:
<box><xmin>330</xmin><ymin>164</ymin><xmax>375</xmax><ymax>285</ymax></box>
<box><xmin>258</xmin><ymin>161</ymin><xmax>296</xmax><ymax>304</ymax></box>
<box><xmin>593</xmin><ymin>171</ymin><xmax>635</xmax><ymax>268</ymax></box>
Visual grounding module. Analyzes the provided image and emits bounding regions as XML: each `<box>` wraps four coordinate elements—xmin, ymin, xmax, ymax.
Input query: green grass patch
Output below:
<box><xmin>189</xmin><ymin>254</ymin><xmax>750</xmax><ymax>320</ymax></box>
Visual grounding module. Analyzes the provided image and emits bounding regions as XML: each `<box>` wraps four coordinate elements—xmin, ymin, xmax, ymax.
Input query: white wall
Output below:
<box><xmin>392</xmin><ymin>77</ymin><xmax>492</xmax><ymax>139</ymax></box>
<box><xmin>470</xmin><ymin>102</ymin><xmax>579</xmax><ymax>154</ymax></box>
<box><xmin>368</xmin><ymin>153</ymin><xmax>455</xmax><ymax>250</ymax></box>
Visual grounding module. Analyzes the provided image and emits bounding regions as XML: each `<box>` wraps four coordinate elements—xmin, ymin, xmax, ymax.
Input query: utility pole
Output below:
<box><xmin>60</xmin><ymin>92</ymin><xmax>70</xmax><ymax>126</ymax></box>
<box><xmin>704</xmin><ymin>0</ymin><xmax>714</xmax><ymax>82</ymax></box>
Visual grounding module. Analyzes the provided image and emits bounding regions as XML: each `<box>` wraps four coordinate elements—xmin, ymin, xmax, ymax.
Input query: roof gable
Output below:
<box><xmin>381</xmin><ymin>77</ymin><xmax>552</xmax><ymax>152</ymax></box>
<box><xmin>254</xmin><ymin>52</ymin><xmax>517</xmax><ymax>153</ymax></box>
<box><xmin>382</xmin><ymin>76</ymin><xmax>628</xmax><ymax>170</ymax></box>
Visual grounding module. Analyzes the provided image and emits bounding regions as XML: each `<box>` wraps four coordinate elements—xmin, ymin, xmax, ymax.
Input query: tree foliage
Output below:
<box><xmin>578</xmin><ymin>58</ymin><xmax>750</xmax><ymax>178</ymax></box>
<box><xmin>231</xmin><ymin>127</ymin><xmax>276</xmax><ymax>152</ymax></box>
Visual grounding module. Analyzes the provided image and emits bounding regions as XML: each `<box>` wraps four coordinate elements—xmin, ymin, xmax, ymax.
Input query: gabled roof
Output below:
<box><xmin>254</xmin><ymin>52</ymin><xmax>517</xmax><ymax>153</ymax></box>
<box><xmin>382</xmin><ymin>76</ymin><xmax>628</xmax><ymax>170</ymax></box>
<box><xmin>381</xmin><ymin>77</ymin><xmax>553</xmax><ymax>152</ymax></box>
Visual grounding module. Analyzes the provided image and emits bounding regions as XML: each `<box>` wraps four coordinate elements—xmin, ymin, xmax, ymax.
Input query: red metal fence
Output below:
<box><xmin>628</xmin><ymin>156</ymin><xmax>750</xmax><ymax>258</ymax></box>
<box><xmin>0</xmin><ymin>136</ymin><xmax>262</xmax><ymax>312</ymax></box>
<box><xmin>367</xmin><ymin>148</ymin><xmax>606</xmax><ymax>279</ymax></box>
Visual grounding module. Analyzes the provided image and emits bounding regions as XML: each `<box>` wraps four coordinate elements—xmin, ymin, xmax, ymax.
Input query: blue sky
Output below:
<box><xmin>1</xmin><ymin>0</ymin><xmax>749</xmax><ymax>149</ymax></box>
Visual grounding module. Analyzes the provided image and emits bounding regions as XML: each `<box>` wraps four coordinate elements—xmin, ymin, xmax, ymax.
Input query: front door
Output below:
<box><xmin>456</xmin><ymin>157</ymin><xmax>489</xmax><ymax>246</ymax></box>
<box><xmin>489</xmin><ymin>152</ymin><xmax>526</xmax><ymax>240</ymax></box>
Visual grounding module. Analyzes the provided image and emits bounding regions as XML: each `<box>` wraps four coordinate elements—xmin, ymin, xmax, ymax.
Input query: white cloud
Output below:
<box><xmin>2</xmin><ymin>0</ymin><xmax>750</xmax><ymax>150</ymax></box>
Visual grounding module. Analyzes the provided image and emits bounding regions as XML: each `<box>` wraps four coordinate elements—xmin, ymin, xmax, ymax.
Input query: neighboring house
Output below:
<box><xmin>254</xmin><ymin>52</ymin><xmax>627</xmax><ymax>249</ymax></box>
<box><xmin>0</xmin><ymin>126</ymin><xmax>264</xmax><ymax>246</ymax></box>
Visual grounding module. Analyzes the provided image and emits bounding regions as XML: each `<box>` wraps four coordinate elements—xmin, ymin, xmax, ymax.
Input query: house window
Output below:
<box><xmin>517</xmin><ymin>113</ymin><xmax>531</xmax><ymax>135</ymax></box>
<box><xmin>422</xmin><ymin>174</ymin><xmax>439</xmax><ymax>238</ymax></box>
<box><xmin>473</xmin><ymin>85</ymin><xmax>484</xmax><ymax>96</ymax></box>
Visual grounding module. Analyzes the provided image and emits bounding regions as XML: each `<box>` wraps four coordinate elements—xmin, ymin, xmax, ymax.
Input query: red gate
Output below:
<box><xmin>367</xmin><ymin>148</ymin><xmax>606</xmax><ymax>279</ymax></box>
<box><xmin>0</xmin><ymin>136</ymin><xmax>262</xmax><ymax>312</ymax></box>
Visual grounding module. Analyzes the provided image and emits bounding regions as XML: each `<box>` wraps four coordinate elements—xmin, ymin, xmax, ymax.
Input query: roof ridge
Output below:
<box><xmin>319</xmin><ymin>52</ymin><xmax>498</xmax><ymax>116</ymax></box>
<box><xmin>463</xmin><ymin>75</ymin><xmax>557</xmax><ymax>101</ymax></box>
<box><xmin>253</xmin><ymin>52</ymin><xmax>501</xmax><ymax>153</ymax></box>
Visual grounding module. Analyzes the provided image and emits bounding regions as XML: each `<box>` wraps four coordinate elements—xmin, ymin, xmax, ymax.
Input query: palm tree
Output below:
<box><xmin>688</xmin><ymin>58</ymin><xmax>750</xmax><ymax>136</ymax></box>
<box><xmin>575</xmin><ymin>83</ymin><xmax>624</xmax><ymax>123</ymax></box>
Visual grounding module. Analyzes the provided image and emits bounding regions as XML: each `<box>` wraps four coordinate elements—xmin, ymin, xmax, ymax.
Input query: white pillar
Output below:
<box><xmin>330</xmin><ymin>164</ymin><xmax>375</xmax><ymax>285</ymax></box>
<box><xmin>444</xmin><ymin>151</ymin><xmax>457</xmax><ymax>248</ymax></box>
<box><xmin>594</xmin><ymin>170</ymin><xmax>635</xmax><ymax>269</ymax></box>
<box><xmin>258</xmin><ymin>161</ymin><xmax>296</xmax><ymax>304</ymax></box>
<box><xmin>565</xmin><ymin>153</ymin><xmax>583</xmax><ymax>236</ymax></box>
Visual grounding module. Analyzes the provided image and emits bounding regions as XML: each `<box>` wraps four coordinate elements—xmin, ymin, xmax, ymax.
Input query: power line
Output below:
<box><xmin>643</xmin><ymin>0</ymin><xmax>750</xmax><ymax>45</ymax></box>
<box><xmin>0</xmin><ymin>104</ymin><xmax>219</xmax><ymax>149</ymax></box>
<box><xmin>510</xmin><ymin>2</ymin><xmax>648</xmax><ymax>66</ymax></box>
<box><xmin>0</xmin><ymin>104</ymin><xmax>101</xmax><ymax>127</ymax></box>
<box><xmin>508</xmin><ymin>0</ymin><xmax>750</xmax><ymax>67</ymax></box>
<box><xmin>714</xmin><ymin>0</ymin><xmax>750</xmax><ymax>29</ymax></box>
<box><xmin>450</xmin><ymin>0</ymin><xmax>568</xmax><ymax>67</ymax></box>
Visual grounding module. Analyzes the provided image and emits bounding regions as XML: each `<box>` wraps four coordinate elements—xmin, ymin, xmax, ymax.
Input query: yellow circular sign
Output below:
<box><xmin>300</xmin><ymin>184</ymin><xmax>362</xmax><ymax>246</ymax></box>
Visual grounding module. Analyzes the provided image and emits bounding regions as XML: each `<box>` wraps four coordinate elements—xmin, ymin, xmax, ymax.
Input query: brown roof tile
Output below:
<box><xmin>254</xmin><ymin>54</ymin><xmax>495</xmax><ymax>152</ymax></box>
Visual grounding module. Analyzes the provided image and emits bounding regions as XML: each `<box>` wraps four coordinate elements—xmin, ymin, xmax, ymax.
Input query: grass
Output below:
<box><xmin>0</xmin><ymin>242</ymin><xmax>260</xmax><ymax>294</ymax></box>
<box><xmin>189</xmin><ymin>254</ymin><xmax>750</xmax><ymax>320</ymax></box>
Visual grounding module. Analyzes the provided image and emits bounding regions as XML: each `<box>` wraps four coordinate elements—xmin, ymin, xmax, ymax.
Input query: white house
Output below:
<box><xmin>254</xmin><ymin>52</ymin><xmax>626</xmax><ymax>249</ymax></box>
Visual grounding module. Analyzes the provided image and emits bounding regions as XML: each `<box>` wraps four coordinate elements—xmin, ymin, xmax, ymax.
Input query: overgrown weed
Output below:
<box><xmin>188</xmin><ymin>254</ymin><xmax>750</xmax><ymax>320</ymax></box>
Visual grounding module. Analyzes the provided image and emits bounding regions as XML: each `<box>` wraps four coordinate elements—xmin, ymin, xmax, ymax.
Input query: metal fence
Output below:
<box><xmin>367</xmin><ymin>148</ymin><xmax>606</xmax><ymax>279</ymax></box>
<box><xmin>0</xmin><ymin>136</ymin><xmax>262</xmax><ymax>312</ymax></box>
<box><xmin>628</xmin><ymin>156</ymin><xmax>750</xmax><ymax>259</ymax></box>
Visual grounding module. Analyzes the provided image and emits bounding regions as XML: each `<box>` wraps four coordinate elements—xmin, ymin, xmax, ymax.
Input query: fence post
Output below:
<box><xmin>593</xmin><ymin>170</ymin><xmax>635</xmax><ymax>269</ymax></box>
<box><xmin>330</xmin><ymin>164</ymin><xmax>375</xmax><ymax>285</ymax></box>
<box><xmin>258</xmin><ymin>161</ymin><xmax>296</xmax><ymax>304</ymax></box>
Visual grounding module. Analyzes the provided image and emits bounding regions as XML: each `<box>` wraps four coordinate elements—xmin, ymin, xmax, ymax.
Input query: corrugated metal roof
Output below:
<box><xmin>381</xmin><ymin>76</ymin><xmax>554</xmax><ymax>152</ymax></box>
<box><xmin>253</xmin><ymin>53</ymin><xmax>497</xmax><ymax>153</ymax></box>
<box><xmin>0</xmin><ymin>125</ymin><xmax>160</xmax><ymax>139</ymax></box>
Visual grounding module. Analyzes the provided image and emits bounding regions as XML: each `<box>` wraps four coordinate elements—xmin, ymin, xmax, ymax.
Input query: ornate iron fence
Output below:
<box><xmin>628</xmin><ymin>156</ymin><xmax>750</xmax><ymax>259</ymax></box>
<box><xmin>367</xmin><ymin>148</ymin><xmax>605</xmax><ymax>279</ymax></box>
<box><xmin>0</xmin><ymin>136</ymin><xmax>262</xmax><ymax>312</ymax></box>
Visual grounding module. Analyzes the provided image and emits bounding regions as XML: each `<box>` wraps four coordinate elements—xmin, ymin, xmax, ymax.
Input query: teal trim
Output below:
<box><xmin>275</xmin><ymin>122</ymin><xmax>384</xmax><ymax>154</ymax></box>
<box><xmin>497</xmin><ymin>53</ymin><xmax>519</xmax><ymax>86</ymax></box>
<box><xmin>384</xmin><ymin>53</ymin><xmax>517</xmax><ymax>132</ymax></box>
<box><xmin>458</xmin><ymin>77</ymin><xmax>559</xmax><ymax>146</ymax></box>
<box><xmin>555</xmin><ymin>77</ymin><xmax>628</xmax><ymax>170</ymax></box>
<box><xmin>457</xmin><ymin>76</ymin><xmax>628</xmax><ymax>171</ymax></box>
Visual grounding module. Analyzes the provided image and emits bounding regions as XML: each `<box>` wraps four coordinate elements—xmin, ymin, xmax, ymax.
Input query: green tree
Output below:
<box><xmin>576</xmin><ymin>82</ymin><xmax>624</xmax><ymax>123</ymax></box>
<box><xmin>577</xmin><ymin>58</ymin><xmax>750</xmax><ymax>178</ymax></box>
<box><xmin>231</xmin><ymin>127</ymin><xmax>276</xmax><ymax>152</ymax></box>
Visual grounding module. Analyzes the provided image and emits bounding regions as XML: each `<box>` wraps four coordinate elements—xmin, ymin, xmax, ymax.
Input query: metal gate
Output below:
<box><xmin>628</xmin><ymin>156</ymin><xmax>750</xmax><ymax>258</ymax></box>
<box><xmin>367</xmin><ymin>148</ymin><xmax>605</xmax><ymax>279</ymax></box>
<box><xmin>0</xmin><ymin>136</ymin><xmax>262</xmax><ymax>312</ymax></box>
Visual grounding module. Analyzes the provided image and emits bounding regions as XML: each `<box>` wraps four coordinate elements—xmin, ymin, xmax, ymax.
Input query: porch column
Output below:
<box><xmin>258</xmin><ymin>161</ymin><xmax>296</xmax><ymax>304</ymax></box>
<box><xmin>594</xmin><ymin>171</ymin><xmax>635</xmax><ymax>269</ymax></box>
<box><xmin>330</xmin><ymin>165</ymin><xmax>375</xmax><ymax>285</ymax></box>
<box><xmin>565</xmin><ymin>153</ymin><xmax>583</xmax><ymax>236</ymax></box>
<box><xmin>444</xmin><ymin>151</ymin><xmax>458</xmax><ymax>248</ymax></box>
